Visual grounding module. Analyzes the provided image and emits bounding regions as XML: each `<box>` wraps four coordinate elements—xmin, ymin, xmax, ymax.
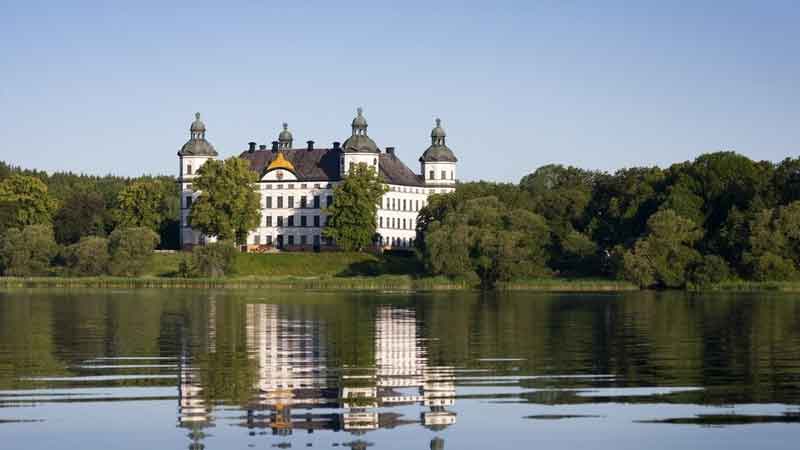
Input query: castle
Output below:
<box><xmin>177</xmin><ymin>108</ymin><xmax>458</xmax><ymax>250</ymax></box>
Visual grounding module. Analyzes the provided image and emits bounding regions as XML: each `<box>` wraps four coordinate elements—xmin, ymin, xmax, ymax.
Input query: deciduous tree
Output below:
<box><xmin>323</xmin><ymin>163</ymin><xmax>387</xmax><ymax>251</ymax></box>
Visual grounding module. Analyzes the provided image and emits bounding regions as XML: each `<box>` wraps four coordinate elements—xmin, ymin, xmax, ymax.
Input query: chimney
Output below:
<box><xmin>248</xmin><ymin>142</ymin><xmax>256</xmax><ymax>152</ymax></box>
<box><xmin>307</xmin><ymin>140</ymin><xmax>314</xmax><ymax>151</ymax></box>
<box><xmin>386</xmin><ymin>147</ymin><xmax>395</xmax><ymax>156</ymax></box>
<box><xmin>332</xmin><ymin>141</ymin><xmax>341</xmax><ymax>150</ymax></box>
<box><xmin>271</xmin><ymin>141</ymin><xmax>279</xmax><ymax>152</ymax></box>
<box><xmin>258</xmin><ymin>144</ymin><xmax>267</xmax><ymax>151</ymax></box>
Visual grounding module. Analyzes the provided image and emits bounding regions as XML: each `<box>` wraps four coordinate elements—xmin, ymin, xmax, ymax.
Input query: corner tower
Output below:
<box><xmin>420</xmin><ymin>118</ymin><xmax>457</xmax><ymax>185</ymax></box>
<box><xmin>178</xmin><ymin>112</ymin><xmax>218</xmax><ymax>248</ymax></box>
<box><xmin>340</xmin><ymin>107</ymin><xmax>380</xmax><ymax>176</ymax></box>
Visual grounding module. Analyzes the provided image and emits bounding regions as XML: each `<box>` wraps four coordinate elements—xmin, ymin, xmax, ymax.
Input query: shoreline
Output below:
<box><xmin>0</xmin><ymin>275</ymin><xmax>638</xmax><ymax>292</ymax></box>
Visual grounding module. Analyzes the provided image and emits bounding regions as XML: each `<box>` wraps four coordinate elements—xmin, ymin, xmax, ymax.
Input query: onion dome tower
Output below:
<box><xmin>340</xmin><ymin>107</ymin><xmax>380</xmax><ymax>176</ymax></box>
<box><xmin>277</xmin><ymin>122</ymin><xmax>293</xmax><ymax>149</ymax></box>
<box><xmin>419</xmin><ymin>118</ymin><xmax>457</xmax><ymax>185</ymax></box>
<box><xmin>178</xmin><ymin>112</ymin><xmax>218</xmax><ymax>248</ymax></box>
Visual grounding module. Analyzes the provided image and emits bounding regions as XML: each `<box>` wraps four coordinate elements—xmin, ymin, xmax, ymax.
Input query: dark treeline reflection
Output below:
<box><xmin>1</xmin><ymin>290</ymin><xmax>800</xmax><ymax>444</ymax></box>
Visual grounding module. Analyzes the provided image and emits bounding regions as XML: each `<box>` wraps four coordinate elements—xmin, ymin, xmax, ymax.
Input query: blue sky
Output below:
<box><xmin>1</xmin><ymin>1</ymin><xmax>798</xmax><ymax>182</ymax></box>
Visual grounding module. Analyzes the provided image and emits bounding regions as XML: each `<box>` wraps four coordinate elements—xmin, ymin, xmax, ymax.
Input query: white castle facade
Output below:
<box><xmin>177</xmin><ymin>108</ymin><xmax>458</xmax><ymax>250</ymax></box>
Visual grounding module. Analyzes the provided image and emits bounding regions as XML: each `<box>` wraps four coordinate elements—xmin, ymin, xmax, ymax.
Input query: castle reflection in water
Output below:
<box><xmin>177</xmin><ymin>304</ymin><xmax>456</xmax><ymax>447</ymax></box>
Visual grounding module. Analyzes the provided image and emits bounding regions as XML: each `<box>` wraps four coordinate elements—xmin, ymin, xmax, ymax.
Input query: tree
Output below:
<box><xmin>0</xmin><ymin>175</ymin><xmax>55</xmax><ymax>230</ymax></box>
<box><xmin>108</xmin><ymin>227</ymin><xmax>159</xmax><ymax>276</ymax></box>
<box><xmin>182</xmin><ymin>240</ymin><xmax>238</xmax><ymax>277</ymax></box>
<box><xmin>63</xmin><ymin>236</ymin><xmax>110</xmax><ymax>276</ymax></box>
<box><xmin>53</xmin><ymin>187</ymin><xmax>108</xmax><ymax>244</ymax></box>
<box><xmin>323</xmin><ymin>163</ymin><xmax>388</xmax><ymax>251</ymax></box>
<box><xmin>113</xmin><ymin>180</ymin><xmax>167</xmax><ymax>231</ymax></box>
<box><xmin>423</xmin><ymin>196</ymin><xmax>551</xmax><ymax>288</ymax></box>
<box><xmin>0</xmin><ymin>225</ymin><xmax>58</xmax><ymax>276</ymax></box>
<box><xmin>743</xmin><ymin>201</ymin><xmax>800</xmax><ymax>281</ymax></box>
<box><xmin>622</xmin><ymin>209</ymin><xmax>702</xmax><ymax>288</ymax></box>
<box><xmin>189</xmin><ymin>158</ymin><xmax>261</xmax><ymax>246</ymax></box>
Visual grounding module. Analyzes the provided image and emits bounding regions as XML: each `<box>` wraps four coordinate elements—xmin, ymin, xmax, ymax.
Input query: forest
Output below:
<box><xmin>1</xmin><ymin>150</ymin><xmax>800</xmax><ymax>289</ymax></box>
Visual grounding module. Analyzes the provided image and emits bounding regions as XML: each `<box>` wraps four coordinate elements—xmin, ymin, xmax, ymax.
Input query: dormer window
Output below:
<box><xmin>429</xmin><ymin>170</ymin><xmax>434</xmax><ymax>180</ymax></box>
<box><xmin>187</xmin><ymin>164</ymin><xmax>193</xmax><ymax>175</ymax></box>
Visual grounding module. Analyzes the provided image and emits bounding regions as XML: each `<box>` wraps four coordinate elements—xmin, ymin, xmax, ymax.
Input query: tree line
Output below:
<box><xmin>416</xmin><ymin>151</ymin><xmax>800</xmax><ymax>288</ymax></box>
<box><xmin>0</xmin><ymin>161</ymin><xmax>177</xmax><ymax>276</ymax></box>
<box><xmin>3</xmin><ymin>151</ymin><xmax>800</xmax><ymax>288</ymax></box>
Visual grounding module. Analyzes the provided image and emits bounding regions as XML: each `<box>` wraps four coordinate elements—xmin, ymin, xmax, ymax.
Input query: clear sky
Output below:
<box><xmin>1</xmin><ymin>1</ymin><xmax>798</xmax><ymax>182</ymax></box>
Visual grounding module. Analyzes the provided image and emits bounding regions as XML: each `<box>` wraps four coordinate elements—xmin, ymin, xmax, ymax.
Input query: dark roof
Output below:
<box><xmin>238</xmin><ymin>148</ymin><xmax>425</xmax><ymax>186</ymax></box>
<box><xmin>379</xmin><ymin>153</ymin><xmax>425</xmax><ymax>186</ymax></box>
<box><xmin>419</xmin><ymin>144</ymin><xmax>457</xmax><ymax>163</ymax></box>
<box><xmin>239</xmin><ymin>148</ymin><xmax>340</xmax><ymax>181</ymax></box>
<box><xmin>180</xmin><ymin>138</ymin><xmax>218</xmax><ymax>157</ymax></box>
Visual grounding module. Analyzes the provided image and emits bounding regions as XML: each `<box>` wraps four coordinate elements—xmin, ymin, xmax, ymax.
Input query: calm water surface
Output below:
<box><xmin>1</xmin><ymin>289</ymin><xmax>799</xmax><ymax>449</ymax></box>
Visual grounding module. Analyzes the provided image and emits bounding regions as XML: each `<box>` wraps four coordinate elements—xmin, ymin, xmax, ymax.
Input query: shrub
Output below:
<box><xmin>0</xmin><ymin>225</ymin><xmax>58</xmax><ymax>276</ymax></box>
<box><xmin>188</xmin><ymin>241</ymin><xmax>238</xmax><ymax>277</ymax></box>
<box><xmin>63</xmin><ymin>236</ymin><xmax>110</xmax><ymax>276</ymax></box>
<box><xmin>688</xmin><ymin>254</ymin><xmax>732</xmax><ymax>287</ymax></box>
<box><xmin>108</xmin><ymin>227</ymin><xmax>159</xmax><ymax>276</ymax></box>
<box><xmin>748</xmin><ymin>252</ymin><xmax>799</xmax><ymax>281</ymax></box>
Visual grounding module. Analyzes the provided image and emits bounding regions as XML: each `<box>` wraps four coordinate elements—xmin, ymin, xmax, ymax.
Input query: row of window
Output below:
<box><xmin>263</xmin><ymin>215</ymin><xmax>327</xmax><ymax>228</ymax></box>
<box><xmin>253</xmin><ymin>234</ymin><xmax>332</xmax><ymax>247</ymax></box>
<box><xmin>379</xmin><ymin>216</ymin><xmax>415</xmax><ymax>230</ymax></box>
<box><xmin>382</xmin><ymin>236</ymin><xmax>414</xmax><ymax>248</ymax></box>
<box><xmin>262</xmin><ymin>183</ymin><xmax>333</xmax><ymax>190</ymax></box>
<box><xmin>428</xmin><ymin>170</ymin><xmax>455</xmax><ymax>181</ymax></box>
<box><xmin>382</xmin><ymin>197</ymin><xmax>423</xmax><ymax>212</ymax></box>
<box><xmin>264</xmin><ymin>195</ymin><xmax>333</xmax><ymax>209</ymax></box>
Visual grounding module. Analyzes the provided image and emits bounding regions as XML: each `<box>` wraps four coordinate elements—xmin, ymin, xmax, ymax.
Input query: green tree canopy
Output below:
<box><xmin>63</xmin><ymin>236</ymin><xmax>110</xmax><ymax>276</ymax></box>
<box><xmin>0</xmin><ymin>225</ymin><xmax>58</xmax><ymax>276</ymax></box>
<box><xmin>0</xmin><ymin>175</ymin><xmax>56</xmax><ymax>230</ymax></box>
<box><xmin>323</xmin><ymin>163</ymin><xmax>387</xmax><ymax>251</ymax></box>
<box><xmin>113</xmin><ymin>179</ymin><xmax>167</xmax><ymax>231</ymax></box>
<box><xmin>54</xmin><ymin>187</ymin><xmax>109</xmax><ymax>244</ymax></box>
<box><xmin>423</xmin><ymin>195</ymin><xmax>551</xmax><ymax>288</ymax></box>
<box><xmin>622</xmin><ymin>209</ymin><xmax>702</xmax><ymax>288</ymax></box>
<box><xmin>744</xmin><ymin>201</ymin><xmax>800</xmax><ymax>281</ymax></box>
<box><xmin>189</xmin><ymin>158</ymin><xmax>261</xmax><ymax>246</ymax></box>
<box><xmin>108</xmin><ymin>227</ymin><xmax>159</xmax><ymax>276</ymax></box>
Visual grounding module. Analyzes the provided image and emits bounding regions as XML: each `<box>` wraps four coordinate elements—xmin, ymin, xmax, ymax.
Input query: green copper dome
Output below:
<box><xmin>420</xmin><ymin>118</ymin><xmax>456</xmax><ymax>163</ymax></box>
<box><xmin>180</xmin><ymin>112</ymin><xmax>218</xmax><ymax>157</ymax></box>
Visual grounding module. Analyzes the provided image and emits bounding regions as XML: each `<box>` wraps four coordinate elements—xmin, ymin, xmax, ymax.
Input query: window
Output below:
<box><xmin>429</xmin><ymin>170</ymin><xmax>434</xmax><ymax>180</ymax></box>
<box><xmin>349</xmin><ymin>162</ymin><xmax>354</xmax><ymax>171</ymax></box>
<box><xmin>288</xmin><ymin>235</ymin><xmax>295</xmax><ymax>246</ymax></box>
<box><xmin>288</xmin><ymin>196</ymin><xmax>295</xmax><ymax>208</ymax></box>
<box><xmin>288</xmin><ymin>216</ymin><xmax>295</xmax><ymax>227</ymax></box>
<box><xmin>313</xmin><ymin>195</ymin><xmax>320</xmax><ymax>209</ymax></box>
<box><xmin>300</xmin><ymin>235</ymin><xmax>307</xmax><ymax>245</ymax></box>
<box><xmin>313</xmin><ymin>215</ymin><xmax>320</xmax><ymax>227</ymax></box>
<box><xmin>301</xmin><ymin>184</ymin><xmax>307</xmax><ymax>189</ymax></box>
<box><xmin>450</xmin><ymin>171</ymin><xmax>454</xmax><ymax>180</ymax></box>
<box><xmin>288</xmin><ymin>184</ymin><xmax>294</xmax><ymax>189</ymax></box>
<box><xmin>314</xmin><ymin>235</ymin><xmax>320</xmax><ymax>246</ymax></box>
<box><xmin>314</xmin><ymin>184</ymin><xmax>320</xmax><ymax>189</ymax></box>
<box><xmin>392</xmin><ymin>198</ymin><xmax>396</xmax><ymax>210</ymax></box>
<box><xmin>266</xmin><ymin>196</ymin><xmax>272</xmax><ymax>209</ymax></box>
<box><xmin>266</xmin><ymin>235</ymin><xmax>273</xmax><ymax>245</ymax></box>
<box><xmin>266</xmin><ymin>216</ymin><xmax>272</xmax><ymax>227</ymax></box>
<box><xmin>254</xmin><ymin>235</ymin><xmax>260</xmax><ymax>245</ymax></box>
<box><xmin>185</xmin><ymin>196</ymin><xmax>193</xmax><ymax>208</ymax></box>
<box><xmin>403</xmin><ymin>199</ymin><xmax>407</xmax><ymax>211</ymax></box>
<box><xmin>415</xmin><ymin>200</ymin><xmax>419</xmax><ymax>211</ymax></box>
<box><xmin>186</xmin><ymin>164</ymin><xmax>192</xmax><ymax>175</ymax></box>
<box><xmin>277</xmin><ymin>196</ymin><xmax>284</xmax><ymax>208</ymax></box>
<box><xmin>379</xmin><ymin>217</ymin><xmax>383</xmax><ymax>228</ymax></box>
<box><xmin>277</xmin><ymin>216</ymin><xmax>284</xmax><ymax>227</ymax></box>
<box><xmin>326</xmin><ymin>195</ymin><xmax>333</xmax><ymax>207</ymax></box>
<box><xmin>301</xmin><ymin>216</ymin><xmax>307</xmax><ymax>227</ymax></box>
<box><xmin>402</xmin><ymin>219</ymin><xmax>406</xmax><ymax>230</ymax></box>
<box><xmin>300</xmin><ymin>196</ymin><xmax>307</xmax><ymax>208</ymax></box>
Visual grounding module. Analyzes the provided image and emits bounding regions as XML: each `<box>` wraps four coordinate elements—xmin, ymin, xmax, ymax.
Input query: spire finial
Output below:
<box><xmin>357</xmin><ymin>107</ymin><xmax>363</xmax><ymax>116</ymax></box>
<box><xmin>195</xmin><ymin>112</ymin><xmax>201</xmax><ymax>120</ymax></box>
<box><xmin>282</xmin><ymin>122</ymin><xmax>288</xmax><ymax>130</ymax></box>
<box><xmin>435</xmin><ymin>117</ymin><xmax>441</xmax><ymax>127</ymax></box>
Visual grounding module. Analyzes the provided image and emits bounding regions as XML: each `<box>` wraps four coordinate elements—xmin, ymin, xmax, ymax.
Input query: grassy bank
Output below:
<box><xmin>0</xmin><ymin>252</ymin><xmax>641</xmax><ymax>291</ymax></box>
<box><xmin>703</xmin><ymin>280</ymin><xmax>800</xmax><ymax>292</ymax></box>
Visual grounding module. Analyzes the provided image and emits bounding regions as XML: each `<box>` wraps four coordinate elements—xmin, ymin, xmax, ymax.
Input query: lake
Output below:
<box><xmin>1</xmin><ymin>289</ymin><xmax>799</xmax><ymax>449</ymax></box>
